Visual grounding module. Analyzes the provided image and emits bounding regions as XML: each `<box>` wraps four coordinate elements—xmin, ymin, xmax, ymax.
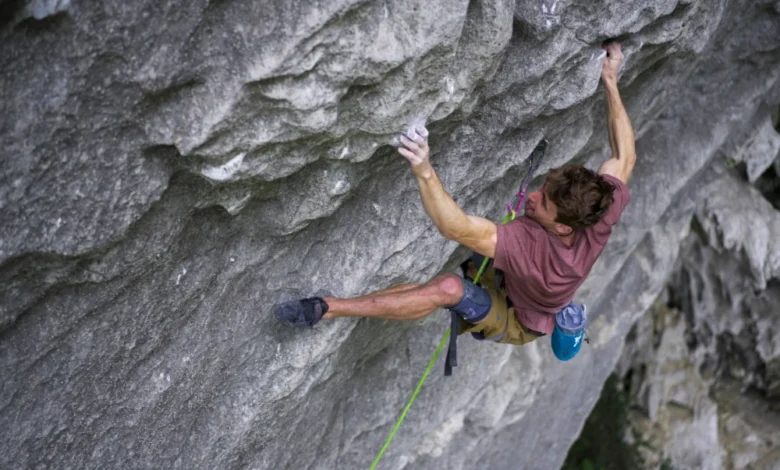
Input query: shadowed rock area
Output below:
<box><xmin>1</xmin><ymin>0</ymin><xmax>779</xmax><ymax>469</ymax></box>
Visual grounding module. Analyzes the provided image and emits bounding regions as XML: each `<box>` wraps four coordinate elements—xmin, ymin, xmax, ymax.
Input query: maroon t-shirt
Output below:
<box><xmin>494</xmin><ymin>174</ymin><xmax>630</xmax><ymax>334</ymax></box>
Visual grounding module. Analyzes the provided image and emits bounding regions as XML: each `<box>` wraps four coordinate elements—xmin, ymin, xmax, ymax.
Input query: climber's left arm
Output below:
<box><xmin>598</xmin><ymin>42</ymin><xmax>636</xmax><ymax>184</ymax></box>
<box><xmin>398</xmin><ymin>135</ymin><xmax>498</xmax><ymax>259</ymax></box>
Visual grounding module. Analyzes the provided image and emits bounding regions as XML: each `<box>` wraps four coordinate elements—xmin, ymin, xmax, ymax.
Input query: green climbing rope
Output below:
<box><xmin>368</xmin><ymin>330</ymin><xmax>450</xmax><ymax>470</ymax></box>
<box><xmin>368</xmin><ymin>240</ymin><xmax>500</xmax><ymax>470</ymax></box>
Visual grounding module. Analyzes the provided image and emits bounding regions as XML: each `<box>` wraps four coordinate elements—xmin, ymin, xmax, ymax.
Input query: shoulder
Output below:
<box><xmin>596</xmin><ymin>174</ymin><xmax>631</xmax><ymax>227</ymax></box>
<box><xmin>498</xmin><ymin>216</ymin><xmax>550</xmax><ymax>251</ymax></box>
<box><xmin>495</xmin><ymin>217</ymin><xmax>546</xmax><ymax>272</ymax></box>
<box><xmin>601</xmin><ymin>173</ymin><xmax>628</xmax><ymax>190</ymax></box>
<box><xmin>496</xmin><ymin>217</ymin><xmax>544</xmax><ymax>253</ymax></box>
<box><xmin>601</xmin><ymin>174</ymin><xmax>630</xmax><ymax>204</ymax></box>
<box><xmin>500</xmin><ymin>216</ymin><xmax>545</xmax><ymax>237</ymax></box>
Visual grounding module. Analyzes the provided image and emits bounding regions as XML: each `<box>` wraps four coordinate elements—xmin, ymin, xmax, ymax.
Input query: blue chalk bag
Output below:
<box><xmin>551</xmin><ymin>302</ymin><xmax>587</xmax><ymax>361</ymax></box>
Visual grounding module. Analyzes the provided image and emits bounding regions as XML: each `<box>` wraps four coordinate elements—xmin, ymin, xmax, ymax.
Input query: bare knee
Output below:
<box><xmin>429</xmin><ymin>273</ymin><xmax>464</xmax><ymax>305</ymax></box>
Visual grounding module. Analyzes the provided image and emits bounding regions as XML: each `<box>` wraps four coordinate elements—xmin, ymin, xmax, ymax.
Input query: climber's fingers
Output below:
<box><xmin>601</xmin><ymin>41</ymin><xmax>623</xmax><ymax>81</ymax></box>
<box><xmin>399</xmin><ymin>134</ymin><xmax>430</xmax><ymax>166</ymax></box>
<box><xmin>602</xmin><ymin>41</ymin><xmax>623</xmax><ymax>60</ymax></box>
<box><xmin>397</xmin><ymin>146</ymin><xmax>424</xmax><ymax>166</ymax></box>
<box><xmin>400</xmin><ymin>135</ymin><xmax>424</xmax><ymax>154</ymax></box>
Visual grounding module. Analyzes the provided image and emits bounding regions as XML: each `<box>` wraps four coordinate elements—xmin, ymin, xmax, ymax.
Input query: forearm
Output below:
<box><xmin>415</xmin><ymin>168</ymin><xmax>470</xmax><ymax>238</ymax></box>
<box><xmin>604</xmin><ymin>81</ymin><xmax>636</xmax><ymax>162</ymax></box>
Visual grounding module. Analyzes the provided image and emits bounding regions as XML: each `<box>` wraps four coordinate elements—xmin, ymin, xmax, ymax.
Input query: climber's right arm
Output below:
<box><xmin>398</xmin><ymin>135</ymin><xmax>498</xmax><ymax>259</ymax></box>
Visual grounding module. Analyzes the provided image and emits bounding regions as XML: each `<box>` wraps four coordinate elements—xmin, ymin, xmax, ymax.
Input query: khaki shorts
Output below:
<box><xmin>458</xmin><ymin>263</ymin><xmax>542</xmax><ymax>347</ymax></box>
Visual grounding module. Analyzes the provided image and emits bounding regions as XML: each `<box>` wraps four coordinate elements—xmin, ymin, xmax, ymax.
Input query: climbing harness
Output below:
<box><xmin>369</xmin><ymin>139</ymin><xmax>548</xmax><ymax>469</ymax></box>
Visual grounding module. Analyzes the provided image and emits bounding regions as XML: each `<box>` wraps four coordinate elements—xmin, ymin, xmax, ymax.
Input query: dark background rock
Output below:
<box><xmin>1</xmin><ymin>0</ymin><xmax>779</xmax><ymax>469</ymax></box>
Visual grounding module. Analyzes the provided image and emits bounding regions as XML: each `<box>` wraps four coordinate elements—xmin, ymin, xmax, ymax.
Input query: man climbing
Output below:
<box><xmin>275</xmin><ymin>42</ymin><xmax>634</xmax><ymax>349</ymax></box>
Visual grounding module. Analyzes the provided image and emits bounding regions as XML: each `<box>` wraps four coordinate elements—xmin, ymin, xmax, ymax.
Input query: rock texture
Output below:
<box><xmin>618</xmin><ymin>303</ymin><xmax>780</xmax><ymax>470</ymax></box>
<box><xmin>615</xmin><ymin>170</ymin><xmax>780</xmax><ymax>469</ymax></box>
<box><xmin>620</xmin><ymin>303</ymin><xmax>724</xmax><ymax>469</ymax></box>
<box><xmin>671</xmin><ymin>171</ymin><xmax>780</xmax><ymax>396</ymax></box>
<box><xmin>1</xmin><ymin>1</ymin><xmax>780</xmax><ymax>469</ymax></box>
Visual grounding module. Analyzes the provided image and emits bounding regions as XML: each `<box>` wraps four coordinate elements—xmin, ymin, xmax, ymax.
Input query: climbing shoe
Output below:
<box><xmin>274</xmin><ymin>297</ymin><xmax>329</xmax><ymax>327</ymax></box>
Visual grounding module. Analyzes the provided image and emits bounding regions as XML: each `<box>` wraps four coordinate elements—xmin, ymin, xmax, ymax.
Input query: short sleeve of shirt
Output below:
<box><xmin>598</xmin><ymin>174</ymin><xmax>631</xmax><ymax>228</ymax></box>
<box><xmin>494</xmin><ymin>219</ymin><xmax>533</xmax><ymax>275</ymax></box>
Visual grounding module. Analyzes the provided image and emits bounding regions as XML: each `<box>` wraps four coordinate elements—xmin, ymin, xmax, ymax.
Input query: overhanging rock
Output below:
<box><xmin>1</xmin><ymin>1</ymin><xmax>779</xmax><ymax>469</ymax></box>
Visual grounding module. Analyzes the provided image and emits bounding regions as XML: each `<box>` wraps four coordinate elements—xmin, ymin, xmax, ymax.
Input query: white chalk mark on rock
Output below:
<box><xmin>329</xmin><ymin>180</ymin><xmax>350</xmax><ymax>196</ymax></box>
<box><xmin>30</xmin><ymin>0</ymin><xmax>70</xmax><ymax>20</ymax></box>
<box><xmin>221</xmin><ymin>193</ymin><xmax>252</xmax><ymax>215</ymax></box>
<box><xmin>201</xmin><ymin>153</ymin><xmax>245</xmax><ymax>182</ymax></box>
<box><xmin>540</xmin><ymin>0</ymin><xmax>562</xmax><ymax>28</ymax></box>
<box><xmin>444</xmin><ymin>76</ymin><xmax>455</xmax><ymax>95</ymax></box>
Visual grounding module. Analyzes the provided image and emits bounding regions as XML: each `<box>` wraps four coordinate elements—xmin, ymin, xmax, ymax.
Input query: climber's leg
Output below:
<box><xmin>322</xmin><ymin>273</ymin><xmax>464</xmax><ymax>321</ymax></box>
<box><xmin>360</xmin><ymin>283</ymin><xmax>419</xmax><ymax>299</ymax></box>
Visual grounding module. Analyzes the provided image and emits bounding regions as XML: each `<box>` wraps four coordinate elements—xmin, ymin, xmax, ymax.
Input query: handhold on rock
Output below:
<box><xmin>389</xmin><ymin>114</ymin><xmax>429</xmax><ymax>147</ymax></box>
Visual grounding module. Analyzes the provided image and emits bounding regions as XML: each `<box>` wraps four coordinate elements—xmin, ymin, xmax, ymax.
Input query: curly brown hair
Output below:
<box><xmin>545</xmin><ymin>165</ymin><xmax>615</xmax><ymax>230</ymax></box>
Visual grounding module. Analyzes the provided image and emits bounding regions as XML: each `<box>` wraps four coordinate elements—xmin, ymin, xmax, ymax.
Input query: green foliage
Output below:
<box><xmin>561</xmin><ymin>374</ymin><xmax>645</xmax><ymax>470</ymax></box>
<box><xmin>660</xmin><ymin>457</ymin><xmax>675</xmax><ymax>470</ymax></box>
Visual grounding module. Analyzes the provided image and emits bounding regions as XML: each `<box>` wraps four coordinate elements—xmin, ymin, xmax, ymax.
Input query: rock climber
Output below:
<box><xmin>275</xmin><ymin>42</ymin><xmax>635</xmax><ymax>352</ymax></box>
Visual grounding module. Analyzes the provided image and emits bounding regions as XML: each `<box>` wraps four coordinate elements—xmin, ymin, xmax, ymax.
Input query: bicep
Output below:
<box><xmin>598</xmin><ymin>156</ymin><xmax>632</xmax><ymax>184</ymax></box>
<box><xmin>449</xmin><ymin>215</ymin><xmax>497</xmax><ymax>259</ymax></box>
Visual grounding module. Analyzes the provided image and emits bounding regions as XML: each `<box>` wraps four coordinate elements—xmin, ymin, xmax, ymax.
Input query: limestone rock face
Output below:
<box><xmin>620</xmin><ymin>304</ymin><xmax>724</xmax><ymax>469</ymax></box>
<box><xmin>1</xmin><ymin>1</ymin><xmax>779</xmax><ymax>469</ymax></box>
<box><xmin>616</xmin><ymin>172</ymin><xmax>780</xmax><ymax>469</ymax></box>
<box><xmin>670</xmin><ymin>172</ymin><xmax>780</xmax><ymax>397</ymax></box>
<box><xmin>618</xmin><ymin>303</ymin><xmax>780</xmax><ymax>470</ymax></box>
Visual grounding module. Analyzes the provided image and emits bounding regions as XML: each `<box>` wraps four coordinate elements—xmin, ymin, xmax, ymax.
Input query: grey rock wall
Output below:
<box><xmin>1</xmin><ymin>0</ymin><xmax>779</xmax><ymax>469</ymax></box>
<box><xmin>617</xmin><ymin>303</ymin><xmax>780</xmax><ymax>470</ymax></box>
<box><xmin>668</xmin><ymin>171</ymin><xmax>780</xmax><ymax>398</ymax></box>
<box><xmin>615</xmin><ymin>170</ymin><xmax>780</xmax><ymax>469</ymax></box>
